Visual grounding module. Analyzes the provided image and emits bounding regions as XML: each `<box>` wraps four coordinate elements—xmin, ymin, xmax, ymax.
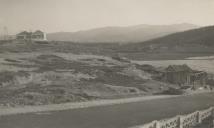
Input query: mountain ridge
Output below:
<box><xmin>47</xmin><ymin>23</ymin><xmax>199</xmax><ymax>43</ymax></box>
<box><xmin>118</xmin><ymin>25</ymin><xmax>214</xmax><ymax>60</ymax></box>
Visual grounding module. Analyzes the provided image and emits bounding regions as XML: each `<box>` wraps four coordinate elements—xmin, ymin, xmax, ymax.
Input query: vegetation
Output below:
<box><xmin>119</xmin><ymin>25</ymin><xmax>214</xmax><ymax>60</ymax></box>
<box><xmin>0</xmin><ymin>51</ymin><xmax>178</xmax><ymax>107</ymax></box>
<box><xmin>0</xmin><ymin>25</ymin><xmax>214</xmax><ymax>107</ymax></box>
<box><xmin>2</xmin><ymin>25</ymin><xmax>214</xmax><ymax>61</ymax></box>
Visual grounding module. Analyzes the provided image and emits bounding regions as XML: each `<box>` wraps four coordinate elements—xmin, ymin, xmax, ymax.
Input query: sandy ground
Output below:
<box><xmin>0</xmin><ymin>90</ymin><xmax>211</xmax><ymax>116</ymax></box>
<box><xmin>1</xmin><ymin>91</ymin><xmax>214</xmax><ymax>128</ymax></box>
<box><xmin>0</xmin><ymin>95</ymin><xmax>177</xmax><ymax>116</ymax></box>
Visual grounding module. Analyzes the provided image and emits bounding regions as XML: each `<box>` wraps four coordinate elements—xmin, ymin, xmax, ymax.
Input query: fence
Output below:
<box><xmin>132</xmin><ymin>107</ymin><xmax>213</xmax><ymax>128</ymax></box>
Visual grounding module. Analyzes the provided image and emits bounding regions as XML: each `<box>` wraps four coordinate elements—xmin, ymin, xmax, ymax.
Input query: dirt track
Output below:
<box><xmin>0</xmin><ymin>95</ymin><xmax>175</xmax><ymax>116</ymax></box>
<box><xmin>0</xmin><ymin>92</ymin><xmax>214</xmax><ymax>128</ymax></box>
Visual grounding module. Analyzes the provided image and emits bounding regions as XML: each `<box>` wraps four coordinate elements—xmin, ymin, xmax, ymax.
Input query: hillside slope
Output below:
<box><xmin>0</xmin><ymin>52</ymin><xmax>177</xmax><ymax>107</ymax></box>
<box><xmin>119</xmin><ymin>25</ymin><xmax>214</xmax><ymax>60</ymax></box>
<box><xmin>47</xmin><ymin>23</ymin><xmax>198</xmax><ymax>43</ymax></box>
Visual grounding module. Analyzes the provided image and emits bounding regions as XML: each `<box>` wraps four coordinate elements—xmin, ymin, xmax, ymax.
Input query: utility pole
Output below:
<box><xmin>29</xmin><ymin>29</ymin><xmax>32</xmax><ymax>43</ymax></box>
<box><xmin>0</xmin><ymin>27</ymin><xmax>2</xmax><ymax>40</ymax></box>
<box><xmin>3</xmin><ymin>26</ymin><xmax>8</xmax><ymax>40</ymax></box>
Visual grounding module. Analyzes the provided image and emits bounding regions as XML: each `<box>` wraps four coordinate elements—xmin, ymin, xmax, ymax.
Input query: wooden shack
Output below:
<box><xmin>190</xmin><ymin>71</ymin><xmax>207</xmax><ymax>88</ymax></box>
<box><xmin>163</xmin><ymin>64</ymin><xmax>207</xmax><ymax>87</ymax></box>
<box><xmin>164</xmin><ymin>64</ymin><xmax>192</xmax><ymax>85</ymax></box>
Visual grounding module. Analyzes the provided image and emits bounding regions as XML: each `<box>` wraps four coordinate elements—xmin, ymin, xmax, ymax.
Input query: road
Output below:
<box><xmin>0</xmin><ymin>93</ymin><xmax>214</xmax><ymax>128</ymax></box>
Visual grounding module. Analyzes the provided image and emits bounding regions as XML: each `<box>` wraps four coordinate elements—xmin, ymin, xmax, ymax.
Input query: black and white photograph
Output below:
<box><xmin>0</xmin><ymin>0</ymin><xmax>214</xmax><ymax>128</ymax></box>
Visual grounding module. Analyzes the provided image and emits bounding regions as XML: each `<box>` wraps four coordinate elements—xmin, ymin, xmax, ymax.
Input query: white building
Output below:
<box><xmin>16</xmin><ymin>30</ymin><xmax>47</xmax><ymax>41</ymax></box>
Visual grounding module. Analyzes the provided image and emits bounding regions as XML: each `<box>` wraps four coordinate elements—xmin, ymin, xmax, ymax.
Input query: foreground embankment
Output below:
<box><xmin>0</xmin><ymin>92</ymin><xmax>214</xmax><ymax>128</ymax></box>
<box><xmin>0</xmin><ymin>95</ymin><xmax>176</xmax><ymax>116</ymax></box>
<box><xmin>0</xmin><ymin>90</ymin><xmax>211</xmax><ymax>116</ymax></box>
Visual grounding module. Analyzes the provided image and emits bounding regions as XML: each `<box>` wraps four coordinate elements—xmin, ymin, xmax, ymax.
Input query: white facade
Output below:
<box><xmin>16</xmin><ymin>30</ymin><xmax>47</xmax><ymax>41</ymax></box>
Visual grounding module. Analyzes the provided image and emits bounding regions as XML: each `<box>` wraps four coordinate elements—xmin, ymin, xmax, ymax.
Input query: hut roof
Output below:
<box><xmin>17</xmin><ymin>30</ymin><xmax>44</xmax><ymax>36</ymax></box>
<box><xmin>166</xmin><ymin>64</ymin><xmax>192</xmax><ymax>72</ymax></box>
<box><xmin>33</xmin><ymin>30</ymin><xmax>44</xmax><ymax>35</ymax></box>
<box><xmin>17</xmin><ymin>31</ymin><xmax>29</xmax><ymax>35</ymax></box>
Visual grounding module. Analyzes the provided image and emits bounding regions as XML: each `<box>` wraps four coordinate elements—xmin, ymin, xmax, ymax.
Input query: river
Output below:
<box><xmin>133</xmin><ymin>57</ymin><xmax>214</xmax><ymax>73</ymax></box>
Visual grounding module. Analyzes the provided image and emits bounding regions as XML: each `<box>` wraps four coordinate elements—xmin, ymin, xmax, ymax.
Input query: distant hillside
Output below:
<box><xmin>119</xmin><ymin>25</ymin><xmax>214</xmax><ymax>60</ymax></box>
<box><xmin>47</xmin><ymin>23</ymin><xmax>198</xmax><ymax>43</ymax></box>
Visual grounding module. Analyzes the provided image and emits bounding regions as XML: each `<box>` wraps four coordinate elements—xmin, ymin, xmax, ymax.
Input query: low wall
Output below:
<box><xmin>131</xmin><ymin>107</ymin><xmax>213</xmax><ymax>128</ymax></box>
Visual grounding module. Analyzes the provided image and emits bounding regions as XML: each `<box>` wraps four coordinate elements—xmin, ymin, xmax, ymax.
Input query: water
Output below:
<box><xmin>133</xmin><ymin>58</ymin><xmax>214</xmax><ymax>73</ymax></box>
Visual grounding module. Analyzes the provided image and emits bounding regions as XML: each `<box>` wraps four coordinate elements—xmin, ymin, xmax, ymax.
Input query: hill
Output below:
<box><xmin>0</xmin><ymin>52</ymin><xmax>177</xmax><ymax>107</ymax></box>
<box><xmin>47</xmin><ymin>23</ymin><xmax>198</xmax><ymax>43</ymax></box>
<box><xmin>119</xmin><ymin>25</ymin><xmax>214</xmax><ymax>60</ymax></box>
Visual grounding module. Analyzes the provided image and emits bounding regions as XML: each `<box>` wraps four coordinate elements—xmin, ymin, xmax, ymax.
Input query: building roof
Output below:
<box><xmin>166</xmin><ymin>64</ymin><xmax>192</xmax><ymax>72</ymax></box>
<box><xmin>33</xmin><ymin>30</ymin><xmax>44</xmax><ymax>35</ymax></box>
<box><xmin>17</xmin><ymin>31</ymin><xmax>29</xmax><ymax>36</ymax></box>
<box><xmin>17</xmin><ymin>30</ymin><xmax>44</xmax><ymax>36</ymax></box>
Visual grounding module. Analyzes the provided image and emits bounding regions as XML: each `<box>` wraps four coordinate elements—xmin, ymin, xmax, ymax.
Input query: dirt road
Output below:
<box><xmin>0</xmin><ymin>92</ymin><xmax>214</xmax><ymax>128</ymax></box>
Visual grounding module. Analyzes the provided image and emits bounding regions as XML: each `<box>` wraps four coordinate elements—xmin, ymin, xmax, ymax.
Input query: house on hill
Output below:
<box><xmin>16</xmin><ymin>30</ymin><xmax>47</xmax><ymax>41</ymax></box>
<box><xmin>31</xmin><ymin>30</ymin><xmax>47</xmax><ymax>41</ymax></box>
<box><xmin>163</xmin><ymin>64</ymin><xmax>207</xmax><ymax>88</ymax></box>
<box><xmin>16</xmin><ymin>31</ymin><xmax>31</xmax><ymax>40</ymax></box>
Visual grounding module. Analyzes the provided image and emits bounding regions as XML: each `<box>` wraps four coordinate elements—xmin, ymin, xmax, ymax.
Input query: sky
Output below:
<box><xmin>0</xmin><ymin>0</ymin><xmax>214</xmax><ymax>34</ymax></box>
